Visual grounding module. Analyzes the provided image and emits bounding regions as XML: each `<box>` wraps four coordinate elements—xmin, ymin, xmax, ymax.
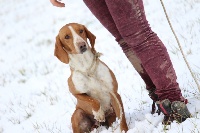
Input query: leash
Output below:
<box><xmin>160</xmin><ymin>0</ymin><xmax>200</xmax><ymax>92</ymax></box>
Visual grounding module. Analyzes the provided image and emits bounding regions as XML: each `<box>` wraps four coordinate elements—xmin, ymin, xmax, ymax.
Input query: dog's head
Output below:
<box><xmin>54</xmin><ymin>23</ymin><xmax>96</xmax><ymax>64</ymax></box>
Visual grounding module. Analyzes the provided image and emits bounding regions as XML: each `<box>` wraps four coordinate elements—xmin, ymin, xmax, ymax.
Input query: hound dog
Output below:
<box><xmin>54</xmin><ymin>23</ymin><xmax>128</xmax><ymax>133</ymax></box>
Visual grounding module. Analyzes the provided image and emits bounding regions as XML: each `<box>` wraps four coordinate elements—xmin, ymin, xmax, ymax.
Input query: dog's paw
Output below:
<box><xmin>92</xmin><ymin>107</ymin><xmax>105</xmax><ymax>122</ymax></box>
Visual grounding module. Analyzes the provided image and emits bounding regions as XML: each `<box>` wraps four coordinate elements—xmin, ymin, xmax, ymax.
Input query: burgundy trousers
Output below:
<box><xmin>83</xmin><ymin>0</ymin><xmax>184</xmax><ymax>102</ymax></box>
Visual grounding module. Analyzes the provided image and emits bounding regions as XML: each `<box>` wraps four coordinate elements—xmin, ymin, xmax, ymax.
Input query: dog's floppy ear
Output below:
<box><xmin>54</xmin><ymin>35</ymin><xmax>69</xmax><ymax>64</ymax></box>
<box><xmin>83</xmin><ymin>25</ymin><xmax>96</xmax><ymax>52</ymax></box>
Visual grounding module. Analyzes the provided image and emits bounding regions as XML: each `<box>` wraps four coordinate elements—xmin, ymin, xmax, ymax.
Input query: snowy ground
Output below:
<box><xmin>0</xmin><ymin>0</ymin><xmax>200</xmax><ymax>132</ymax></box>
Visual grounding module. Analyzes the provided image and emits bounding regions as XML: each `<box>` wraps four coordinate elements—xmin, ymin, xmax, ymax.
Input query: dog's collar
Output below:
<box><xmin>87</xmin><ymin>52</ymin><xmax>101</xmax><ymax>76</ymax></box>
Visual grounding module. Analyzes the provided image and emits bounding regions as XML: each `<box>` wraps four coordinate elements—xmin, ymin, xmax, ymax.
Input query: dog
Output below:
<box><xmin>54</xmin><ymin>23</ymin><xmax>128</xmax><ymax>133</ymax></box>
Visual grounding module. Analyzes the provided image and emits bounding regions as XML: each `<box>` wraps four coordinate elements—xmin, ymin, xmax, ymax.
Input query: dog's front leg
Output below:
<box><xmin>74</xmin><ymin>94</ymin><xmax>105</xmax><ymax>122</ymax></box>
<box><xmin>92</xmin><ymin>106</ymin><xmax>105</xmax><ymax>122</ymax></box>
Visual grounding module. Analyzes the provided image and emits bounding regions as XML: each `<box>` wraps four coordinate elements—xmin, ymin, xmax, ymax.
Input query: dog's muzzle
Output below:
<box><xmin>78</xmin><ymin>42</ymin><xmax>87</xmax><ymax>54</ymax></box>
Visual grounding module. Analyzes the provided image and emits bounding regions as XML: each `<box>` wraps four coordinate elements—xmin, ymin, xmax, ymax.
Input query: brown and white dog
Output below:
<box><xmin>54</xmin><ymin>23</ymin><xmax>128</xmax><ymax>133</ymax></box>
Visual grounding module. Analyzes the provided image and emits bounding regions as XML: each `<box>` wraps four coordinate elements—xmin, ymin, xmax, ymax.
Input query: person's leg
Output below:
<box><xmin>104</xmin><ymin>0</ymin><xmax>191</xmax><ymax>122</ymax></box>
<box><xmin>104</xmin><ymin>0</ymin><xmax>181</xmax><ymax>102</ymax></box>
<box><xmin>83</xmin><ymin>0</ymin><xmax>121</xmax><ymax>42</ymax></box>
<box><xmin>83</xmin><ymin>0</ymin><xmax>157</xmax><ymax>96</ymax></box>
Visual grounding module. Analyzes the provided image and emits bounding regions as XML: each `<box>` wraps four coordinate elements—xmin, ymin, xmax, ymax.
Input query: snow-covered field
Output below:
<box><xmin>0</xmin><ymin>0</ymin><xmax>200</xmax><ymax>132</ymax></box>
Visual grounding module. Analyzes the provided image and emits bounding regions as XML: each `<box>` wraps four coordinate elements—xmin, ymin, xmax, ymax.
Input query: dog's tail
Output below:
<box><xmin>110</xmin><ymin>91</ymin><xmax>123</xmax><ymax>124</ymax></box>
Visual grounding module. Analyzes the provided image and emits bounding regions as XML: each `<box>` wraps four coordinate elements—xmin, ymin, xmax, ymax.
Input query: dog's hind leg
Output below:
<box><xmin>110</xmin><ymin>92</ymin><xmax>128</xmax><ymax>132</ymax></box>
<box><xmin>105</xmin><ymin>111</ymin><xmax>116</xmax><ymax>128</ymax></box>
<box><xmin>71</xmin><ymin>108</ymin><xmax>95</xmax><ymax>133</ymax></box>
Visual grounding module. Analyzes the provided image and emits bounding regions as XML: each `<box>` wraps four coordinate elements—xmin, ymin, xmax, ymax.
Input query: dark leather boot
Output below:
<box><xmin>157</xmin><ymin>99</ymin><xmax>191</xmax><ymax>124</ymax></box>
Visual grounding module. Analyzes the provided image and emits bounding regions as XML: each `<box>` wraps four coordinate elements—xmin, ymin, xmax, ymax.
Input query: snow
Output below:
<box><xmin>0</xmin><ymin>0</ymin><xmax>200</xmax><ymax>132</ymax></box>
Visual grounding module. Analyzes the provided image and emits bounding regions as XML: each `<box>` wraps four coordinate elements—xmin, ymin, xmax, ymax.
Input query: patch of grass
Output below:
<box><xmin>49</xmin><ymin>96</ymin><xmax>58</xmax><ymax>105</ymax></box>
<box><xmin>8</xmin><ymin>117</ymin><xmax>20</xmax><ymax>125</ymax></box>
<box><xmin>19</xmin><ymin>68</ymin><xmax>26</xmax><ymax>76</ymax></box>
<box><xmin>18</xmin><ymin>79</ymin><xmax>26</xmax><ymax>83</ymax></box>
<box><xmin>32</xmin><ymin>122</ymin><xmax>40</xmax><ymax>132</ymax></box>
<box><xmin>25</xmin><ymin>110</ymin><xmax>32</xmax><ymax>120</ymax></box>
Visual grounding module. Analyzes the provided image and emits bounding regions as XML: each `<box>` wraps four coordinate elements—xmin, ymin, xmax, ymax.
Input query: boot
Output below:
<box><xmin>171</xmin><ymin>101</ymin><xmax>192</xmax><ymax>123</ymax></box>
<box><xmin>147</xmin><ymin>88</ymin><xmax>159</xmax><ymax>114</ymax></box>
<box><xmin>157</xmin><ymin>99</ymin><xmax>191</xmax><ymax>124</ymax></box>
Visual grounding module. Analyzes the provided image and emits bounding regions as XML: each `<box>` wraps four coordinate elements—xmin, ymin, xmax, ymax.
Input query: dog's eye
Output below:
<box><xmin>80</xmin><ymin>29</ymin><xmax>84</xmax><ymax>34</ymax></box>
<box><xmin>65</xmin><ymin>35</ymin><xmax>70</xmax><ymax>39</ymax></box>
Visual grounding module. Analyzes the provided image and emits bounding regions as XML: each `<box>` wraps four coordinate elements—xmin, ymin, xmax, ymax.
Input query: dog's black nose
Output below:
<box><xmin>79</xmin><ymin>43</ymin><xmax>87</xmax><ymax>53</ymax></box>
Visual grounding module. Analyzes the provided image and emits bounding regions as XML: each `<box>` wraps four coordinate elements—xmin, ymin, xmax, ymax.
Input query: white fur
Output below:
<box><xmin>70</xmin><ymin>50</ymin><xmax>113</xmax><ymax>111</ymax></box>
<box><xmin>92</xmin><ymin>107</ymin><xmax>105</xmax><ymax>122</ymax></box>
<box><xmin>68</xmin><ymin>26</ymin><xmax>88</xmax><ymax>54</ymax></box>
<box><xmin>68</xmin><ymin>26</ymin><xmax>114</xmax><ymax>112</ymax></box>
<box><xmin>68</xmin><ymin>50</ymin><xmax>94</xmax><ymax>72</ymax></box>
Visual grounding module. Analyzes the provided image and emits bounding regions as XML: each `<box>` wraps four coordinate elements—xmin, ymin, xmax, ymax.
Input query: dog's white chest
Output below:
<box><xmin>72</xmin><ymin>62</ymin><xmax>113</xmax><ymax>111</ymax></box>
